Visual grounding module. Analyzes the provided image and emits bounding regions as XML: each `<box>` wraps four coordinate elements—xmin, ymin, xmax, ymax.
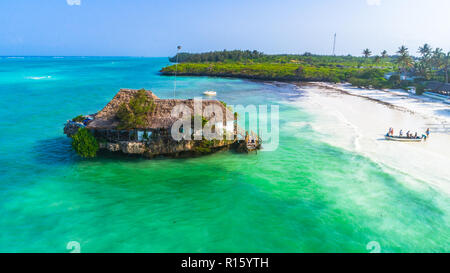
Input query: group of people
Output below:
<box><xmin>386</xmin><ymin>128</ymin><xmax>430</xmax><ymax>140</ymax></box>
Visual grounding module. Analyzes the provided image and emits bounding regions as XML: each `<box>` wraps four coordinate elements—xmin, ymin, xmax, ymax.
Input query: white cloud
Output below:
<box><xmin>366</xmin><ymin>0</ymin><xmax>381</xmax><ymax>6</ymax></box>
<box><xmin>66</xmin><ymin>0</ymin><xmax>81</xmax><ymax>6</ymax></box>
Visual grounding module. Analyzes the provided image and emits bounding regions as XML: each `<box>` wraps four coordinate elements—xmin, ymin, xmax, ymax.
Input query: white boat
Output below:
<box><xmin>423</xmin><ymin>92</ymin><xmax>450</xmax><ymax>103</ymax></box>
<box><xmin>385</xmin><ymin>135</ymin><xmax>423</xmax><ymax>142</ymax></box>
<box><xmin>203</xmin><ymin>91</ymin><xmax>217</xmax><ymax>96</ymax></box>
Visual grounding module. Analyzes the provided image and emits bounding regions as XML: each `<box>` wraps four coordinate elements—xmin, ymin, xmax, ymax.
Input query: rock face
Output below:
<box><xmin>120</xmin><ymin>141</ymin><xmax>146</xmax><ymax>154</ymax></box>
<box><xmin>107</xmin><ymin>143</ymin><xmax>120</xmax><ymax>152</ymax></box>
<box><xmin>96</xmin><ymin>139</ymin><xmax>234</xmax><ymax>158</ymax></box>
<box><xmin>64</xmin><ymin>122</ymin><xmax>83</xmax><ymax>136</ymax></box>
<box><xmin>64</xmin><ymin>120</ymin><xmax>236</xmax><ymax>158</ymax></box>
<box><xmin>99</xmin><ymin>142</ymin><xmax>121</xmax><ymax>152</ymax></box>
<box><xmin>63</xmin><ymin>88</ymin><xmax>261</xmax><ymax>158</ymax></box>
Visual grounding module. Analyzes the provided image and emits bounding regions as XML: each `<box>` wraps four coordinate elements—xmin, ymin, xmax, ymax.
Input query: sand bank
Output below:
<box><xmin>292</xmin><ymin>83</ymin><xmax>450</xmax><ymax>196</ymax></box>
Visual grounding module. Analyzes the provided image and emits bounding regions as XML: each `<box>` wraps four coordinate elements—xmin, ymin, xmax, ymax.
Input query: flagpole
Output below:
<box><xmin>332</xmin><ymin>33</ymin><xmax>336</xmax><ymax>56</ymax></box>
<box><xmin>174</xmin><ymin>45</ymin><xmax>181</xmax><ymax>98</ymax></box>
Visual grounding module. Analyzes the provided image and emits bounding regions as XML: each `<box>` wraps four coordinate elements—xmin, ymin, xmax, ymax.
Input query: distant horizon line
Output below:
<box><xmin>0</xmin><ymin>55</ymin><xmax>169</xmax><ymax>58</ymax></box>
<box><xmin>0</xmin><ymin>54</ymin><xmax>402</xmax><ymax>58</ymax></box>
<box><xmin>0</xmin><ymin>50</ymin><xmax>426</xmax><ymax>58</ymax></box>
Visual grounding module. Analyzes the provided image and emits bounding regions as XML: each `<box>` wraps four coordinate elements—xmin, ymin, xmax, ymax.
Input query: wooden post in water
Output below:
<box><xmin>234</xmin><ymin>112</ymin><xmax>238</xmax><ymax>141</ymax></box>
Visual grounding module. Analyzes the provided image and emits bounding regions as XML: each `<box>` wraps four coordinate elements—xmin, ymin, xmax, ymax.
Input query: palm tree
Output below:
<box><xmin>415</xmin><ymin>62</ymin><xmax>430</xmax><ymax>80</ymax></box>
<box><xmin>363</xmin><ymin>48</ymin><xmax>372</xmax><ymax>59</ymax></box>
<box><xmin>397</xmin><ymin>45</ymin><xmax>408</xmax><ymax>56</ymax></box>
<box><xmin>432</xmin><ymin>48</ymin><xmax>444</xmax><ymax>65</ymax></box>
<box><xmin>431</xmin><ymin>48</ymin><xmax>443</xmax><ymax>72</ymax></box>
<box><xmin>417</xmin><ymin>44</ymin><xmax>433</xmax><ymax>80</ymax></box>
<box><xmin>418</xmin><ymin>43</ymin><xmax>432</xmax><ymax>58</ymax></box>
<box><xmin>381</xmin><ymin>50</ymin><xmax>388</xmax><ymax>59</ymax></box>
<box><xmin>443</xmin><ymin>52</ymin><xmax>450</xmax><ymax>84</ymax></box>
<box><xmin>374</xmin><ymin>55</ymin><xmax>381</xmax><ymax>65</ymax></box>
<box><xmin>431</xmin><ymin>48</ymin><xmax>450</xmax><ymax>83</ymax></box>
<box><xmin>396</xmin><ymin>46</ymin><xmax>413</xmax><ymax>79</ymax></box>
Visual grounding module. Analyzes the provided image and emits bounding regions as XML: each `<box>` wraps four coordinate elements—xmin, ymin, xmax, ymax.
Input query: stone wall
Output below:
<box><xmin>99</xmin><ymin>138</ymin><xmax>234</xmax><ymax>158</ymax></box>
<box><xmin>68</xmin><ymin>124</ymin><xmax>238</xmax><ymax>158</ymax></box>
<box><xmin>63</xmin><ymin>122</ymin><xmax>83</xmax><ymax>137</ymax></box>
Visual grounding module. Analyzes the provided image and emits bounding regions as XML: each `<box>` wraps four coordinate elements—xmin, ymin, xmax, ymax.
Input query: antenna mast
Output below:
<box><xmin>332</xmin><ymin>33</ymin><xmax>337</xmax><ymax>56</ymax></box>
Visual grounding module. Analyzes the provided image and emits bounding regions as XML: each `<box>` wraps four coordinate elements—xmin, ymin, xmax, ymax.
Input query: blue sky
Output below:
<box><xmin>1</xmin><ymin>0</ymin><xmax>450</xmax><ymax>56</ymax></box>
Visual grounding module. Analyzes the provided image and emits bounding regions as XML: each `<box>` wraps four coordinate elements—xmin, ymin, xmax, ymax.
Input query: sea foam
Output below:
<box><xmin>26</xmin><ymin>76</ymin><xmax>52</xmax><ymax>80</ymax></box>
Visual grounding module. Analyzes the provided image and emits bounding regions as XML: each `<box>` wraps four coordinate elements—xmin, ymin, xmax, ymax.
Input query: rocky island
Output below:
<box><xmin>64</xmin><ymin>88</ymin><xmax>261</xmax><ymax>158</ymax></box>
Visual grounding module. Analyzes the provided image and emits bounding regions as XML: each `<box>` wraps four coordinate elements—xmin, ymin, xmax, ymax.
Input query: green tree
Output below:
<box><xmin>374</xmin><ymin>55</ymin><xmax>381</xmax><ymax>65</ymax></box>
<box><xmin>431</xmin><ymin>49</ymin><xmax>450</xmax><ymax>83</ymax></box>
<box><xmin>417</xmin><ymin>43</ymin><xmax>433</xmax><ymax>79</ymax></box>
<box><xmin>388</xmin><ymin>74</ymin><xmax>401</xmax><ymax>87</ymax></box>
<box><xmin>396</xmin><ymin>46</ymin><xmax>413</xmax><ymax>79</ymax></box>
<box><xmin>117</xmin><ymin>89</ymin><xmax>155</xmax><ymax>129</ymax></box>
<box><xmin>295</xmin><ymin>66</ymin><xmax>305</xmax><ymax>79</ymax></box>
<box><xmin>415</xmin><ymin>62</ymin><xmax>431</xmax><ymax>80</ymax></box>
<box><xmin>431</xmin><ymin>48</ymin><xmax>444</xmax><ymax>80</ymax></box>
<box><xmin>444</xmin><ymin>52</ymin><xmax>450</xmax><ymax>84</ymax></box>
<box><xmin>381</xmin><ymin>50</ymin><xmax>388</xmax><ymax>59</ymax></box>
<box><xmin>363</xmin><ymin>48</ymin><xmax>372</xmax><ymax>59</ymax></box>
<box><xmin>71</xmin><ymin>128</ymin><xmax>99</xmax><ymax>158</ymax></box>
<box><xmin>418</xmin><ymin>43</ymin><xmax>432</xmax><ymax>58</ymax></box>
<box><xmin>72</xmin><ymin>115</ymin><xmax>85</xmax><ymax>122</ymax></box>
<box><xmin>397</xmin><ymin>45</ymin><xmax>408</xmax><ymax>56</ymax></box>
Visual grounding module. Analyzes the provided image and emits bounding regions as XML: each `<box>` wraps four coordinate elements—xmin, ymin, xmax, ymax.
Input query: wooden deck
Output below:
<box><xmin>235</xmin><ymin>127</ymin><xmax>261</xmax><ymax>152</ymax></box>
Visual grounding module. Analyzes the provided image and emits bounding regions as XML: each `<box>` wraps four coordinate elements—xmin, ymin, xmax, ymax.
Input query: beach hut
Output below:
<box><xmin>425</xmin><ymin>82</ymin><xmax>450</xmax><ymax>96</ymax></box>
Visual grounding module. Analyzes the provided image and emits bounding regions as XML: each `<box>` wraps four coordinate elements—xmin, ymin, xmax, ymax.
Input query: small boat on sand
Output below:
<box><xmin>203</xmin><ymin>91</ymin><xmax>217</xmax><ymax>96</ymax></box>
<box><xmin>385</xmin><ymin>135</ymin><xmax>423</xmax><ymax>142</ymax></box>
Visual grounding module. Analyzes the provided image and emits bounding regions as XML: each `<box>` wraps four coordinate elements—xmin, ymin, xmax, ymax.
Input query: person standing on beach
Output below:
<box><xmin>423</xmin><ymin>128</ymin><xmax>430</xmax><ymax>141</ymax></box>
<box><xmin>387</xmin><ymin>127</ymin><xmax>393</xmax><ymax>136</ymax></box>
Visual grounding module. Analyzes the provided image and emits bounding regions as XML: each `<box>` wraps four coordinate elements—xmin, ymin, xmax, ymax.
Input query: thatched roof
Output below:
<box><xmin>87</xmin><ymin>89</ymin><xmax>235</xmax><ymax>130</ymax></box>
<box><xmin>426</xmin><ymin>82</ymin><xmax>450</xmax><ymax>95</ymax></box>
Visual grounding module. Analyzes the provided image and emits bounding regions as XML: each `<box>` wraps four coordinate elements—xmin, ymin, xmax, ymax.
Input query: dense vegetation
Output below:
<box><xmin>117</xmin><ymin>89</ymin><xmax>156</xmax><ymax>129</ymax></box>
<box><xmin>193</xmin><ymin>138</ymin><xmax>219</xmax><ymax>154</ymax></box>
<box><xmin>71</xmin><ymin>127</ymin><xmax>99</xmax><ymax>158</ymax></box>
<box><xmin>162</xmin><ymin>47</ymin><xmax>450</xmax><ymax>90</ymax></box>
<box><xmin>168</xmin><ymin>50</ymin><xmax>394</xmax><ymax>68</ymax></box>
<box><xmin>72</xmin><ymin>115</ymin><xmax>85</xmax><ymax>122</ymax></box>
<box><xmin>162</xmin><ymin>50</ymin><xmax>395</xmax><ymax>88</ymax></box>
<box><xmin>169</xmin><ymin>50</ymin><xmax>265</xmax><ymax>63</ymax></box>
<box><xmin>161</xmin><ymin>62</ymin><xmax>392</xmax><ymax>87</ymax></box>
<box><xmin>414</xmin><ymin>44</ymin><xmax>450</xmax><ymax>83</ymax></box>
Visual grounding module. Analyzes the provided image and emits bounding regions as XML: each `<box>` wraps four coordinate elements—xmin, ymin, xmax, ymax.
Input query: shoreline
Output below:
<box><xmin>304</xmin><ymin>82</ymin><xmax>449</xmax><ymax>134</ymax></box>
<box><xmin>292</xmin><ymin>83</ymin><xmax>450</xmax><ymax>196</ymax></box>
<box><xmin>162</xmin><ymin>70</ymin><xmax>449</xmax><ymax>129</ymax></box>
<box><xmin>303</xmin><ymin>82</ymin><xmax>409</xmax><ymax>112</ymax></box>
<box><xmin>160</xmin><ymin>71</ymin><xmax>304</xmax><ymax>82</ymax></box>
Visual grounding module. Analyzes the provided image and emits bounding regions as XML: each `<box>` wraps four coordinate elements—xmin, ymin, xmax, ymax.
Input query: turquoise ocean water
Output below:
<box><xmin>0</xmin><ymin>57</ymin><xmax>448</xmax><ymax>252</ymax></box>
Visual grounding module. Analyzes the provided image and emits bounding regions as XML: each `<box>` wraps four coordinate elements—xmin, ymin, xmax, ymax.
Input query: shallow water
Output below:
<box><xmin>0</xmin><ymin>57</ymin><xmax>448</xmax><ymax>252</ymax></box>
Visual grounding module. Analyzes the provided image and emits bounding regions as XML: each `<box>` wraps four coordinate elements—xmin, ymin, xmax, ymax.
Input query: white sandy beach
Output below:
<box><xmin>314</xmin><ymin>82</ymin><xmax>450</xmax><ymax>129</ymax></box>
<box><xmin>293</xmin><ymin>83</ymin><xmax>450</xmax><ymax>196</ymax></box>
